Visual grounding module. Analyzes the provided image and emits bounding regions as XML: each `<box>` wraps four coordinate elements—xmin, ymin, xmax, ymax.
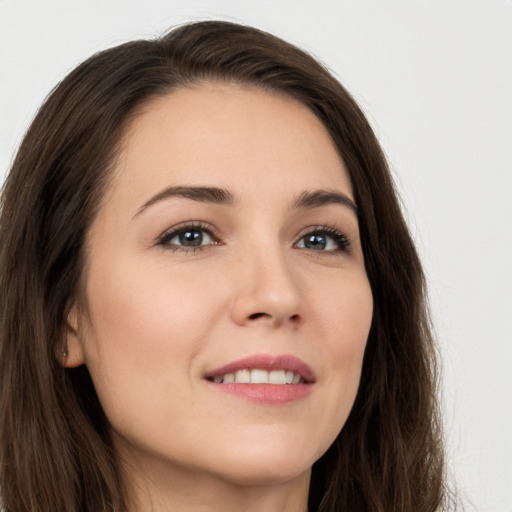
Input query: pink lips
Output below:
<box><xmin>204</xmin><ymin>354</ymin><xmax>315</xmax><ymax>404</ymax></box>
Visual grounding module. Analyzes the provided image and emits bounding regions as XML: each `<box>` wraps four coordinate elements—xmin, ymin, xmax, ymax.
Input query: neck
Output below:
<box><xmin>118</xmin><ymin>450</ymin><xmax>311</xmax><ymax>512</ymax></box>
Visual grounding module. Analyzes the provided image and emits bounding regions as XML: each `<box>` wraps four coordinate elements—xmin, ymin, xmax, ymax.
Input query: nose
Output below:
<box><xmin>230</xmin><ymin>245</ymin><xmax>303</xmax><ymax>329</ymax></box>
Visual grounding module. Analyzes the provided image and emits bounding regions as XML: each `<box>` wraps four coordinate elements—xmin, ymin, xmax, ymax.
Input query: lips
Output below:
<box><xmin>204</xmin><ymin>354</ymin><xmax>315</xmax><ymax>404</ymax></box>
<box><xmin>204</xmin><ymin>354</ymin><xmax>316</xmax><ymax>383</ymax></box>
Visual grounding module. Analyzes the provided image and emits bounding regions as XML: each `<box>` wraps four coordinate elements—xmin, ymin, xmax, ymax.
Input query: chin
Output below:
<box><xmin>215</xmin><ymin>458</ymin><xmax>313</xmax><ymax>487</ymax></box>
<box><xmin>202</xmin><ymin>437</ymin><xmax>321</xmax><ymax>487</ymax></box>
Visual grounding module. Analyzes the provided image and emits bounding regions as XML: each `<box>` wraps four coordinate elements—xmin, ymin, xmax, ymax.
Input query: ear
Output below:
<box><xmin>60</xmin><ymin>302</ymin><xmax>86</xmax><ymax>368</ymax></box>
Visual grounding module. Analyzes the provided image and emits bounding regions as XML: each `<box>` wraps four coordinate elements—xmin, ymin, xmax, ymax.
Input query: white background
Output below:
<box><xmin>1</xmin><ymin>1</ymin><xmax>511</xmax><ymax>510</ymax></box>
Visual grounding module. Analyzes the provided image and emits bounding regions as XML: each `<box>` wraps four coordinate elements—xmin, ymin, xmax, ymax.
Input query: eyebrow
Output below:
<box><xmin>134</xmin><ymin>185</ymin><xmax>357</xmax><ymax>218</ymax></box>
<box><xmin>134</xmin><ymin>186</ymin><xmax>237</xmax><ymax>217</ymax></box>
<box><xmin>291</xmin><ymin>189</ymin><xmax>358</xmax><ymax>215</ymax></box>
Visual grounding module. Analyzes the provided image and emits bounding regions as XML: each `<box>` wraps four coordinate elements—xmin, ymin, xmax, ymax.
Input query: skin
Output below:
<box><xmin>66</xmin><ymin>83</ymin><xmax>373</xmax><ymax>512</ymax></box>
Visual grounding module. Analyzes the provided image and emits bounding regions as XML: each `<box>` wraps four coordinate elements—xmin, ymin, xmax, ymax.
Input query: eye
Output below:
<box><xmin>157</xmin><ymin>223</ymin><xmax>218</xmax><ymax>251</ymax></box>
<box><xmin>295</xmin><ymin>227</ymin><xmax>350</xmax><ymax>252</ymax></box>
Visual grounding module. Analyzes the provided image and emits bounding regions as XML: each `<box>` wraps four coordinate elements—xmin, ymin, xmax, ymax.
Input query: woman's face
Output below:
<box><xmin>67</xmin><ymin>84</ymin><xmax>373</xmax><ymax>488</ymax></box>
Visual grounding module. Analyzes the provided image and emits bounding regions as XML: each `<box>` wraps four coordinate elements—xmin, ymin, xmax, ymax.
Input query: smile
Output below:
<box><xmin>204</xmin><ymin>354</ymin><xmax>315</xmax><ymax>404</ymax></box>
<box><xmin>207</xmin><ymin>369</ymin><xmax>304</xmax><ymax>385</ymax></box>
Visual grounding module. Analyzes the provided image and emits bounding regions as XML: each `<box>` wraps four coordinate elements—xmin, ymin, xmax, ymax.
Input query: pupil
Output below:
<box><xmin>306</xmin><ymin>234</ymin><xmax>326</xmax><ymax>250</ymax></box>
<box><xmin>179</xmin><ymin>230</ymin><xmax>202</xmax><ymax>246</ymax></box>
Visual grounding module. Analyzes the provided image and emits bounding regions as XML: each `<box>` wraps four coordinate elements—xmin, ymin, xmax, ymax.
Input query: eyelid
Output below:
<box><xmin>156</xmin><ymin>221</ymin><xmax>221</xmax><ymax>248</ymax></box>
<box><xmin>294</xmin><ymin>224</ymin><xmax>351</xmax><ymax>252</ymax></box>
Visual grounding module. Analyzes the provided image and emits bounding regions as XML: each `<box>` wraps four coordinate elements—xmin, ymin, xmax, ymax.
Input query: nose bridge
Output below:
<box><xmin>231</xmin><ymin>230</ymin><xmax>302</xmax><ymax>327</ymax></box>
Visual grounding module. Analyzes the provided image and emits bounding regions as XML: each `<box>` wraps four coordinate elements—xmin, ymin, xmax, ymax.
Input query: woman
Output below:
<box><xmin>0</xmin><ymin>21</ymin><xmax>449</xmax><ymax>511</ymax></box>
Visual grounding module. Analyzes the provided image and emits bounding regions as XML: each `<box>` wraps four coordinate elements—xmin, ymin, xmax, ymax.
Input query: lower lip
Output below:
<box><xmin>206</xmin><ymin>382</ymin><xmax>313</xmax><ymax>404</ymax></box>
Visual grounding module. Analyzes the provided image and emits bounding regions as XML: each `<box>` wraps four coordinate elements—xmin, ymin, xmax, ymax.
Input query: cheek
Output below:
<box><xmin>85</xmin><ymin>258</ymin><xmax>220</xmax><ymax>351</ymax></box>
<box><xmin>310</xmin><ymin>273</ymin><xmax>372</xmax><ymax>433</ymax></box>
<box><xmin>79</xmin><ymin>259</ymin><xmax>225</xmax><ymax>416</ymax></box>
<box><xmin>313</xmin><ymin>270</ymin><xmax>373</xmax><ymax>352</ymax></box>
<box><xmin>333</xmin><ymin>277</ymin><xmax>372</xmax><ymax>381</ymax></box>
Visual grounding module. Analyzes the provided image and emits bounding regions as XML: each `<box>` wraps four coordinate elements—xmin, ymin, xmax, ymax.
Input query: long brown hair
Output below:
<box><xmin>0</xmin><ymin>21</ymin><xmax>450</xmax><ymax>511</ymax></box>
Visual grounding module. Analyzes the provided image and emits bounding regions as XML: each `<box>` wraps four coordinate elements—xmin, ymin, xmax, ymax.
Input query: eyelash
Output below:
<box><xmin>297</xmin><ymin>225</ymin><xmax>351</xmax><ymax>254</ymax></box>
<box><xmin>156</xmin><ymin>222</ymin><xmax>351</xmax><ymax>254</ymax></box>
<box><xmin>156</xmin><ymin>221</ymin><xmax>220</xmax><ymax>252</ymax></box>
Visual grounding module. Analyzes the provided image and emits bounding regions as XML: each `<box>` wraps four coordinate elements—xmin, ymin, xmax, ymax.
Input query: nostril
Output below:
<box><xmin>248</xmin><ymin>312</ymin><xmax>301</xmax><ymax>323</ymax></box>
<box><xmin>249</xmin><ymin>312</ymin><xmax>267</xmax><ymax>320</ymax></box>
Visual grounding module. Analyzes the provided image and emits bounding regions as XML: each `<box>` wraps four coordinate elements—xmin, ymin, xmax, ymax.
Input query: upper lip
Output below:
<box><xmin>204</xmin><ymin>354</ymin><xmax>316</xmax><ymax>383</ymax></box>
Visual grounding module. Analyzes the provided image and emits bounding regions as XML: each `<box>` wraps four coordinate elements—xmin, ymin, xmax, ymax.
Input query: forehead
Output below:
<box><xmin>108</xmin><ymin>83</ymin><xmax>353</xmax><ymax>209</ymax></box>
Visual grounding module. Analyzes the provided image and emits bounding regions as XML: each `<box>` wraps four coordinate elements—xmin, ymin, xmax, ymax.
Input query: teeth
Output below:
<box><xmin>211</xmin><ymin>369</ymin><xmax>304</xmax><ymax>385</ymax></box>
<box><xmin>223</xmin><ymin>373</ymin><xmax>235</xmax><ymax>383</ymax></box>
<box><xmin>251</xmin><ymin>369</ymin><xmax>269</xmax><ymax>384</ymax></box>
<box><xmin>269</xmin><ymin>370</ymin><xmax>286</xmax><ymax>384</ymax></box>
<box><xmin>235</xmin><ymin>369</ymin><xmax>251</xmax><ymax>383</ymax></box>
